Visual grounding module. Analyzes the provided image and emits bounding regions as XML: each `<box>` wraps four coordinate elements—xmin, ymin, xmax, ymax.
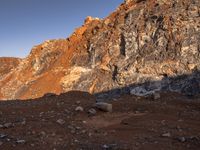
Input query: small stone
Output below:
<box><xmin>0</xmin><ymin>141</ymin><xmax>3</xmax><ymax>146</ymax></box>
<box><xmin>0</xmin><ymin>134</ymin><xmax>7</xmax><ymax>139</ymax></box>
<box><xmin>21</xmin><ymin>121</ymin><xmax>26</xmax><ymax>125</ymax></box>
<box><xmin>88</xmin><ymin>108</ymin><xmax>97</xmax><ymax>115</ymax></box>
<box><xmin>40</xmin><ymin>131</ymin><xmax>46</xmax><ymax>136</ymax></box>
<box><xmin>161</xmin><ymin>132</ymin><xmax>171</xmax><ymax>137</ymax></box>
<box><xmin>153</xmin><ymin>92</ymin><xmax>160</xmax><ymax>100</ymax></box>
<box><xmin>7</xmin><ymin>138</ymin><xmax>11</xmax><ymax>142</ymax></box>
<box><xmin>56</xmin><ymin>119</ymin><xmax>65</xmax><ymax>125</ymax></box>
<box><xmin>74</xmin><ymin>139</ymin><xmax>79</xmax><ymax>143</ymax></box>
<box><xmin>64</xmin><ymin>109</ymin><xmax>70</xmax><ymax>114</ymax></box>
<box><xmin>95</xmin><ymin>102</ymin><xmax>112</xmax><ymax>112</ymax></box>
<box><xmin>178</xmin><ymin>137</ymin><xmax>186</xmax><ymax>142</ymax></box>
<box><xmin>32</xmin><ymin>131</ymin><xmax>36</xmax><ymax>135</ymax></box>
<box><xmin>16</xmin><ymin>140</ymin><xmax>26</xmax><ymax>144</ymax></box>
<box><xmin>75</xmin><ymin>106</ymin><xmax>84</xmax><ymax>112</ymax></box>
<box><xmin>4</xmin><ymin>123</ymin><xmax>13</xmax><ymax>128</ymax></box>
<box><xmin>76</xmin><ymin>101</ymin><xmax>81</xmax><ymax>104</ymax></box>
<box><xmin>102</xmin><ymin>144</ymin><xmax>110</xmax><ymax>149</ymax></box>
<box><xmin>0</xmin><ymin>125</ymin><xmax>3</xmax><ymax>128</ymax></box>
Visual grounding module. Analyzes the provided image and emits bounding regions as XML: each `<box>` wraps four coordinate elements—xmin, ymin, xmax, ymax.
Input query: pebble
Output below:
<box><xmin>76</xmin><ymin>101</ymin><xmax>81</xmax><ymax>104</ymax></box>
<box><xmin>21</xmin><ymin>121</ymin><xmax>26</xmax><ymax>125</ymax></box>
<box><xmin>161</xmin><ymin>132</ymin><xmax>171</xmax><ymax>137</ymax></box>
<box><xmin>95</xmin><ymin>102</ymin><xmax>112</xmax><ymax>112</ymax></box>
<box><xmin>153</xmin><ymin>92</ymin><xmax>160</xmax><ymax>100</ymax></box>
<box><xmin>4</xmin><ymin>123</ymin><xmax>13</xmax><ymax>128</ymax></box>
<box><xmin>178</xmin><ymin>137</ymin><xmax>186</xmax><ymax>142</ymax></box>
<box><xmin>102</xmin><ymin>144</ymin><xmax>110</xmax><ymax>149</ymax></box>
<box><xmin>64</xmin><ymin>109</ymin><xmax>70</xmax><ymax>114</ymax></box>
<box><xmin>40</xmin><ymin>131</ymin><xmax>46</xmax><ymax>136</ymax></box>
<box><xmin>0</xmin><ymin>125</ymin><xmax>3</xmax><ymax>128</ymax></box>
<box><xmin>88</xmin><ymin>108</ymin><xmax>97</xmax><ymax>115</ymax></box>
<box><xmin>75</xmin><ymin>106</ymin><xmax>84</xmax><ymax>112</ymax></box>
<box><xmin>16</xmin><ymin>140</ymin><xmax>26</xmax><ymax>144</ymax></box>
<box><xmin>56</xmin><ymin>119</ymin><xmax>65</xmax><ymax>125</ymax></box>
<box><xmin>0</xmin><ymin>134</ymin><xmax>7</xmax><ymax>139</ymax></box>
<box><xmin>0</xmin><ymin>141</ymin><xmax>3</xmax><ymax>146</ymax></box>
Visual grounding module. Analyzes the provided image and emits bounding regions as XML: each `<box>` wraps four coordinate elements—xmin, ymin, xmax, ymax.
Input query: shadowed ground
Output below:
<box><xmin>0</xmin><ymin>91</ymin><xmax>199</xmax><ymax>149</ymax></box>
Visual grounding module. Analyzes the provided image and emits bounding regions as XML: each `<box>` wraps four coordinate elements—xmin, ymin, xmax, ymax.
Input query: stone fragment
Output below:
<box><xmin>0</xmin><ymin>134</ymin><xmax>7</xmax><ymax>139</ymax></box>
<box><xmin>56</xmin><ymin>119</ymin><xmax>65</xmax><ymax>125</ymax></box>
<box><xmin>16</xmin><ymin>140</ymin><xmax>26</xmax><ymax>144</ymax></box>
<box><xmin>76</xmin><ymin>101</ymin><xmax>81</xmax><ymax>105</ymax></box>
<box><xmin>88</xmin><ymin>108</ymin><xmax>97</xmax><ymax>115</ymax></box>
<box><xmin>161</xmin><ymin>132</ymin><xmax>171</xmax><ymax>137</ymax></box>
<box><xmin>130</xmin><ymin>87</ymin><xmax>154</xmax><ymax>97</ymax></box>
<box><xmin>95</xmin><ymin>102</ymin><xmax>112</xmax><ymax>112</ymax></box>
<box><xmin>153</xmin><ymin>92</ymin><xmax>160</xmax><ymax>100</ymax></box>
<box><xmin>3</xmin><ymin>123</ymin><xmax>13</xmax><ymax>128</ymax></box>
<box><xmin>75</xmin><ymin>106</ymin><xmax>84</xmax><ymax>112</ymax></box>
<box><xmin>177</xmin><ymin>137</ymin><xmax>186</xmax><ymax>143</ymax></box>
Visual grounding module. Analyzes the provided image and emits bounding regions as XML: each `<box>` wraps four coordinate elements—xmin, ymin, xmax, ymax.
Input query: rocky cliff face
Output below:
<box><xmin>0</xmin><ymin>57</ymin><xmax>21</xmax><ymax>79</ymax></box>
<box><xmin>0</xmin><ymin>0</ymin><xmax>200</xmax><ymax>100</ymax></box>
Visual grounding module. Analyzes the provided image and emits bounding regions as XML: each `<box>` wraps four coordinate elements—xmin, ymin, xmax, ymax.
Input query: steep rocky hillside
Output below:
<box><xmin>0</xmin><ymin>57</ymin><xmax>21</xmax><ymax>79</ymax></box>
<box><xmin>0</xmin><ymin>0</ymin><xmax>200</xmax><ymax>100</ymax></box>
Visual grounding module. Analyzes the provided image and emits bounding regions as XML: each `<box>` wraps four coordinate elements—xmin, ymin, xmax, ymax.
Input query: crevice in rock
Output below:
<box><xmin>120</xmin><ymin>34</ymin><xmax>126</xmax><ymax>57</ymax></box>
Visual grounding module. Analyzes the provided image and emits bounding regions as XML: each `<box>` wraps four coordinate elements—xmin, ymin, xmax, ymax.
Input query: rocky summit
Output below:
<box><xmin>0</xmin><ymin>0</ymin><xmax>200</xmax><ymax>100</ymax></box>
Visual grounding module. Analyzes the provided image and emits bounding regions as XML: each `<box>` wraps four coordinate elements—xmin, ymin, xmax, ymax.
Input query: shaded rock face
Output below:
<box><xmin>0</xmin><ymin>0</ymin><xmax>200</xmax><ymax>100</ymax></box>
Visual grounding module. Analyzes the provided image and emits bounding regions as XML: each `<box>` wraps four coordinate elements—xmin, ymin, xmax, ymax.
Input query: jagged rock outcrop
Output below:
<box><xmin>0</xmin><ymin>0</ymin><xmax>200</xmax><ymax>100</ymax></box>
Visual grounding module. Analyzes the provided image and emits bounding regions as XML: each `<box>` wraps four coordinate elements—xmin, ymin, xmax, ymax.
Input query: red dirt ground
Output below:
<box><xmin>0</xmin><ymin>91</ymin><xmax>200</xmax><ymax>150</ymax></box>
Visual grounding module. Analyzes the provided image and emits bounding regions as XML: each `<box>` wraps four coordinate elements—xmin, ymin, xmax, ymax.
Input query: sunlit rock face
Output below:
<box><xmin>0</xmin><ymin>57</ymin><xmax>21</xmax><ymax>79</ymax></box>
<box><xmin>0</xmin><ymin>0</ymin><xmax>200</xmax><ymax>100</ymax></box>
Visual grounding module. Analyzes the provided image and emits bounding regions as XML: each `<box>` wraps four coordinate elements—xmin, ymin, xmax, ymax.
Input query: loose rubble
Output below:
<box><xmin>0</xmin><ymin>91</ymin><xmax>199</xmax><ymax>149</ymax></box>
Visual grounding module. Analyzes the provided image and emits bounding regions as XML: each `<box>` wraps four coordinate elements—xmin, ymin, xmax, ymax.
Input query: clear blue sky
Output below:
<box><xmin>0</xmin><ymin>0</ymin><xmax>123</xmax><ymax>58</ymax></box>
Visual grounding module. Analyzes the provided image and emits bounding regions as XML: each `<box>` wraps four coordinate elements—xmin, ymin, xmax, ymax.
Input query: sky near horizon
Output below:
<box><xmin>0</xmin><ymin>0</ymin><xmax>123</xmax><ymax>58</ymax></box>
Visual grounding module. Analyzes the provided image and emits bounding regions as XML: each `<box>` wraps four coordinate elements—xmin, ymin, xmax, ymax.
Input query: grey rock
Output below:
<box><xmin>0</xmin><ymin>134</ymin><xmax>7</xmax><ymax>139</ymax></box>
<box><xmin>56</xmin><ymin>119</ymin><xmax>65</xmax><ymax>125</ymax></box>
<box><xmin>40</xmin><ymin>131</ymin><xmax>46</xmax><ymax>136</ymax></box>
<box><xmin>130</xmin><ymin>87</ymin><xmax>154</xmax><ymax>97</ymax></box>
<box><xmin>102</xmin><ymin>144</ymin><xmax>110</xmax><ymax>149</ymax></box>
<box><xmin>178</xmin><ymin>137</ymin><xmax>186</xmax><ymax>142</ymax></box>
<box><xmin>161</xmin><ymin>132</ymin><xmax>171</xmax><ymax>137</ymax></box>
<box><xmin>16</xmin><ymin>140</ymin><xmax>26</xmax><ymax>144</ymax></box>
<box><xmin>95</xmin><ymin>102</ymin><xmax>112</xmax><ymax>112</ymax></box>
<box><xmin>153</xmin><ymin>92</ymin><xmax>161</xmax><ymax>100</ymax></box>
<box><xmin>88</xmin><ymin>108</ymin><xmax>97</xmax><ymax>115</ymax></box>
<box><xmin>75</xmin><ymin>101</ymin><xmax>81</xmax><ymax>104</ymax></box>
<box><xmin>75</xmin><ymin>106</ymin><xmax>84</xmax><ymax>112</ymax></box>
<box><xmin>3</xmin><ymin>123</ymin><xmax>13</xmax><ymax>128</ymax></box>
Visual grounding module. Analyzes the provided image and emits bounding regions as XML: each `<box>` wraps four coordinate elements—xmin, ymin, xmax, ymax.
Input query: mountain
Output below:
<box><xmin>0</xmin><ymin>0</ymin><xmax>200</xmax><ymax>100</ymax></box>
